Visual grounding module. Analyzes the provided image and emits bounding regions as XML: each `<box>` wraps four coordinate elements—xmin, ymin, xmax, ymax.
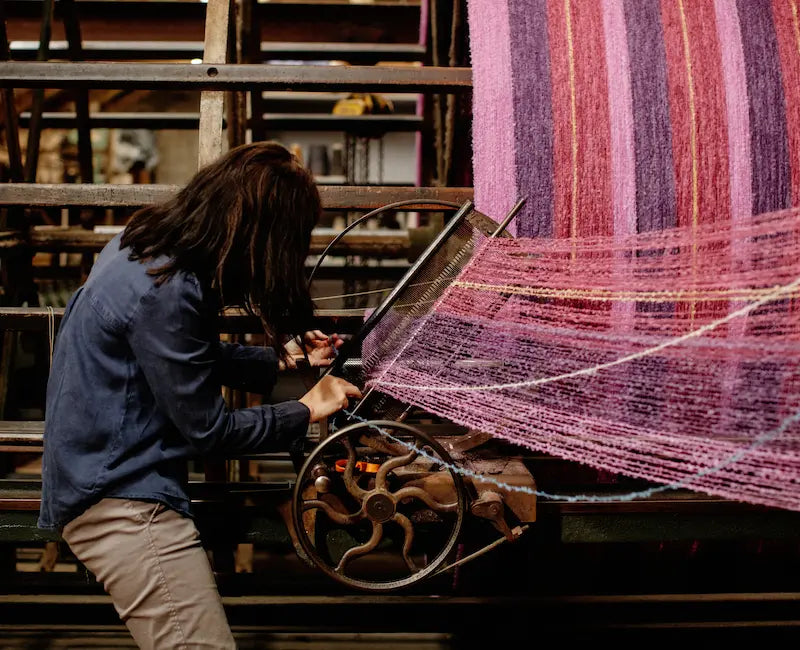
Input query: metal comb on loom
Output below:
<box><xmin>321</xmin><ymin>198</ymin><xmax>524</xmax><ymax>424</ymax></box>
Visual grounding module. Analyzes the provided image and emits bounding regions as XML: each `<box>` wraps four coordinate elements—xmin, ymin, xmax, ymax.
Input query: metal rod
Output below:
<box><xmin>490</xmin><ymin>197</ymin><xmax>526</xmax><ymax>238</ymax></box>
<box><xmin>321</xmin><ymin>200</ymin><xmax>475</xmax><ymax>378</ymax></box>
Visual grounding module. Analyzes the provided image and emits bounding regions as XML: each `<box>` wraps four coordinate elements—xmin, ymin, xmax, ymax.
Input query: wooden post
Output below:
<box><xmin>197</xmin><ymin>0</ymin><xmax>230</xmax><ymax>169</ymax></box>
<box><xmin>61</xmin><ymin>0</ymin><xmax>93</xmax><ymax>185</ymax></box>
<box><xmin>198</xmin><ymin>0</ymin><xmax>236</xmax><ymax>573</ymax></box>
<box><xmin>246</xmin><ymin>0</ymin><xmax>266</xmax><ymax>144</ymax></box>
<box><xmin>227</xmin><ymin>0</ymin><xmax>248</xmax><ymax>149</ymax></box>
<box><xmin>0</xmin><ymin>2</ymin><xmax>23</xmax><ymax>182</ymax></box>
<box><xmin>24</xmin><ymin>0</ymin><xmax>54</xmax><ymax>183</ymax></box>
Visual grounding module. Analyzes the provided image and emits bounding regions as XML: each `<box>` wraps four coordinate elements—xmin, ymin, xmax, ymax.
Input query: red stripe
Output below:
<box><xmin>661</xmin><ymin>0</ymin><xmax>731</xmax><ymax>230</ymax></box>
<box><xmin>772</xmin><ymin>0</ymin><xmax>800</xmax><ymax>208</ymax></box>
<box><xmin>686</xmin><ymin>1</ymin><xmax>731</xmax><ymax>226</ymax></box>
<box><xmin>661</xmin><ymin>0</ymin><xmax>692</xmax><ymax>230</ymax></box>
<box><xmin>573</xmin><ymin>0</ymin><xmax>613</xmax><ymax>237</ymax></box>
<box><xmin>547</xmin><ymin>0</ymin><xmax>574</xmax><ymax>240</ymax></box>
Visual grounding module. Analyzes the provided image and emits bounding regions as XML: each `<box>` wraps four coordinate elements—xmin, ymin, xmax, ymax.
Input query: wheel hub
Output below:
<box><xmin>364</xmin><ymin>491</ymin><xmax>396</xmax><ymax>523</ymax></box>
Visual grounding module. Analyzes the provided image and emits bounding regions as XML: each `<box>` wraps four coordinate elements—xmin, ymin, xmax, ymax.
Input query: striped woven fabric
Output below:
<box><xmin>468</xmin><ymin>0</ymin><xmax>800</xmax><ymax>237</ymax></box>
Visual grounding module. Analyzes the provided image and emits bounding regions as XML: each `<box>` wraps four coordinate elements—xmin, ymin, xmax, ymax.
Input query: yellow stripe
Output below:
<box><xmin>677</xmin><ymin>0</ymin><xmax>699</xmax><ymax>324</ymax></box>
<box><xmin>565</xmin><ymin>0</ymin><xmax>579</xmax><ymax>261</ymax></box>
<box><xmin>450</xmin><ymin>281</ymin><xmax>800</xmax><ymax>303</ymax></box>
<box><xmin>792</xmin><ymin>0</ymin><xmax>800</xmax><ymax>59</ymax></box>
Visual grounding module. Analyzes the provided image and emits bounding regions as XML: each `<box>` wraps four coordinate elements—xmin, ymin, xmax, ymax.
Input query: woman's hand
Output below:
<box><xmin>299</xmin><ymin>376</ymin><xmax>362</xmax><ymax>423</ymax></box>
<box><xmin>281</xmin><ymin>330</ymin><xmax>346</xmax><ymax>370</ymax></box>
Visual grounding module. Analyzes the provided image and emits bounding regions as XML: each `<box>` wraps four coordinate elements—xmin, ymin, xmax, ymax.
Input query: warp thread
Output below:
<box><xmin>340</xmin><ymin>407</ymin><xmax>800</xmax><ymax>503</ymax></box>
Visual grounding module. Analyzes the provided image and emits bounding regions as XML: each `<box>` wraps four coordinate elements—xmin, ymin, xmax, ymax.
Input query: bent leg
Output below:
<box><xmin>62</xmin><ymin>498</ymin><xmax>235</xmax><ymax>650</ymax></box>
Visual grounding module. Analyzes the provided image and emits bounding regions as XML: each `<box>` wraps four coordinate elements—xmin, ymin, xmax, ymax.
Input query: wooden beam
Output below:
<box><xmin>0</xmin><ymin>183</ymin><xmax>474</xmax><ymax>209</ymax></box>
<box><xmin>0</xmin><ymin>306</ymin><xmax>368</xmax><ymax>334</ymax></box>
<box><xmin>23</xmin><ymin>226</ymin><xmax>412</xmax><ymax>257</ymax></box>
<box><xmin>0</xmin><ymin>2</ymin><xmax>23</xmax><ymax>181</ymax></box>
<box><xmin>3</xmin><ymin>1</ymin><xmax>423</xmax><ymax>44</ymax></box>
<box><xmin>8</xmin><ymin>41</ymin><xmax>427</xmax><ymax>64</ymax></box>
<box><xmin>16</xmin><ymin>111</ymin><xmax>423</xmax><ymax>134</ymax></box>
<box><xmin>0</xmin><ymin>62</ymin><xmax>472</xmax><ymax>93</ymax></box>
<box><xmin>198</xmin><ymin>0</ymin><xmax>229</xmax><ymax>168</ymax></box>
<box><xmin>60</xmin><ymin>0</ymin><xmax>93</xmax><ymax>184</ymax></box>
<box><xmin>22</xmin><ymin>0</ymin><xmax>54</xmax><ymax>183</ymax></box>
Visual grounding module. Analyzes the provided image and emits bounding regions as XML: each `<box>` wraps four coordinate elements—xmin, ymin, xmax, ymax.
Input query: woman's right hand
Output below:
<box><xmin>299</xmin><ymin>376</ymin><xmax>362</xmax><ymax>423</ymax></box>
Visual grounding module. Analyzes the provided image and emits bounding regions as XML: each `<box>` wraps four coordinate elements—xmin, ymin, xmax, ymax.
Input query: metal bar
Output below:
<box><xmin>490</xmin><ymin>197</ymin><xmax>526</xmax><ymax>238</ymax></box>
<box><xmin>198</xmin><ymin>0</ymin><xmax>230</xmax><ymax>168</ymax></box>
<box><xmin>60</xmin><ymin>0</ymin><xmax>93</xmax><ymax>184</ymax></box>
<box><xmin>0</xmin><ymin>2</ymin><xmax>23</xmax><ymax>181</ymax></box>
<box><xmin>322</xmin><ymin>200</ymin><xmax>475</xmax><ymax>377</ymax></box>
<box><xmin>0</xmin><ymin>183</ymin><xmax>473</xmax><ymax>209</ymax></box>
<box><xmin>23</xmin><ymin>0</ymin><xmax>54</xmax><ymax>183</ymax></box>
<box><xmin>8</xmin><ymin>41</ymin><xmax>427</xmax><ymax>63</ymax></box>
<box><xmin>0</xmin><ymin>62</ymin><xmax>472</xmax><ymax>92</ymax></box>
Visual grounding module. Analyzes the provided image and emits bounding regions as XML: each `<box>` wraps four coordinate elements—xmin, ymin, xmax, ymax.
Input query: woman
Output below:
<box><xmin>38</xmin><ymin>142</ymin><xmax>361</xmax><ymax>649</ymax></box>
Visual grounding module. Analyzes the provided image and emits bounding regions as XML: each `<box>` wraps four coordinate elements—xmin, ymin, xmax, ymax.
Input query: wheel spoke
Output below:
<box><xmin>335</xmin><ymin>521</ymin><xmax>384</xmax><ymax>574</ymax></box>
<box><xmin>392</xmin><ymin>513</ymin><xmax>419</xmax><ymax>573</ymax></box>
<box><xmin>302</xmin><ymin>499</ymin><xmax>363</xmax><ymax>526</ymax></box>
<box><xmin>342</xmin><ymin>437</ymin><xmax>369</xmax><ymax>500</ymax></box>
<box><xmin>393</xmin><ymin>486</ymin><xmax>459</xmax><ymax>513</ymax></box>
<box><xmin>375</xmin><ymin>448</ymin><xmax>419</xmax><ymax>490</ymax></box>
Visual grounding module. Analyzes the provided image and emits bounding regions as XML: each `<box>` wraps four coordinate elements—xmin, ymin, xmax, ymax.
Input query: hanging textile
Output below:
<box><xmin>364</xmin><ymin>0</ymin><xmax>800</xmax><ymax>510</ymax></box>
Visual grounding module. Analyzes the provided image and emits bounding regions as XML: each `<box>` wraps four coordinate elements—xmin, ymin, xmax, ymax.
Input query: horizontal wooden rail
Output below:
<box><xmin>0</xmin><ymin>226</ymin><xmax>413</xmax><ymax>257</ymax></box>
<box><xmin>0</xmin><ymin>62</ymin><xmax>472</xmax><ymax>92</ymax></box>
<box><xmin>9</xmin><ymin>40</ymin><xmax>426</xmax><ymax>64</ymax></box>
<box><xmin>0</xmin><ymin>306</ymin><xmax>367</xmax><ymax>331</ymax></box>
<box><xmin>16</xmin><ymin>111</ymin><xmax>424</xmax><ymax>133</ymax></box>
<box><xmin>0</xmin><ymin>184</ymin><xmax>473</xmax><ymax>209</ymax></box>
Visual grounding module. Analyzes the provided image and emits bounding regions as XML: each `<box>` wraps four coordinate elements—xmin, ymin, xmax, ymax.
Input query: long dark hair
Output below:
<box><xmin>121</xmin><ymin>141</ymin><xmax>321</xmax><ymax>353</ymax></box>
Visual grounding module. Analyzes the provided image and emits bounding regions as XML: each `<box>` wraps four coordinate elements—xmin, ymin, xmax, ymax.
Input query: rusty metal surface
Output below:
<box><xmin>0</xmin><ymin>62</ymin><xmax>472</xmax><ymax>92</ymax></box>
<box><xmin>0</xmin><ymin>184</ymin><xmax>473</xmax><ymax>209</ymax></box>
<box><xmin>293</xmin><ymin>420</ymin><xmax>466</xmax><ymax>590</ymax></box>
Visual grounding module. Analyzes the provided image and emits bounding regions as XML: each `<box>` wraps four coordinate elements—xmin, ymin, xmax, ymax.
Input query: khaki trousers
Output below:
<box><xmin>62</xmin><ymin>498</ymin><xmax>236</xmax><ymax>650</ymax></box>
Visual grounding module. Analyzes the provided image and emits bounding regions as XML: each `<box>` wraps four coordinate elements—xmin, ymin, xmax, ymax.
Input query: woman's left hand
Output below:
<box><xmin>282</xmin><ymin>330</ymin><xmax>345</xmax><ymax>369</ymax></box>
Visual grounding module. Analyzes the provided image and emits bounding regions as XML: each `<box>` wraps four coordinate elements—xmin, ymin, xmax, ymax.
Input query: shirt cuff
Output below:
<box><xmin>273</xmin><ymin>400</ymin><xmax>311</xmax><ymax>443</ymax></box>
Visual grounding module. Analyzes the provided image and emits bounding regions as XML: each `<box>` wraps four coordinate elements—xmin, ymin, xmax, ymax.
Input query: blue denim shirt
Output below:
<box><xmin>38</xmin><ymin>234</ymin><xmax>310</xmax><ymax>529</ymax></box>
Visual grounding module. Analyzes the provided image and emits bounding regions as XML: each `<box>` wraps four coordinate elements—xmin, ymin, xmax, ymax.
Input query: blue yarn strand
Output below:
<box><xmin>337</xmin><ymin>407</ymin><xmax>800</xmax><ymax>504</ymax></box>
